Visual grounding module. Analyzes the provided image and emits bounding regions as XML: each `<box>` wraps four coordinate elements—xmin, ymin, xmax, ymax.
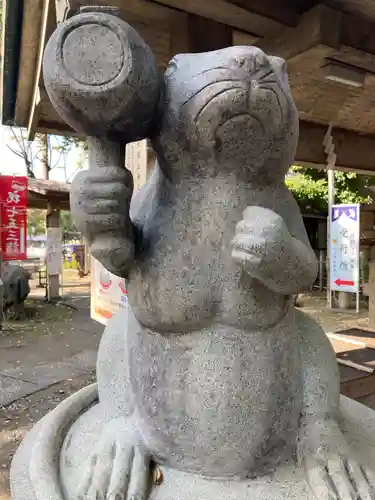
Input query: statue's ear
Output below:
<box><xmin>43</xmin><ymin>8</ymin><xmax>162</xmax><ymax>142</ymax></box>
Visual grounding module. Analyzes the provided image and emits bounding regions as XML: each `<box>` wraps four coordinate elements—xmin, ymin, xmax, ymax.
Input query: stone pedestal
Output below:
<box><xmin>10</xmin><ymin>386</ymin><xmax>375</xmax><ymax>500</ymax></box>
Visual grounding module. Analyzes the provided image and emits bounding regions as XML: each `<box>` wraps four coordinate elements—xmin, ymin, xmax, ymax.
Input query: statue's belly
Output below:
<box><xmin>128</xmin><ymin>308</ymin><xmax>302</xmax><ymax>478</ymax></box>
<box><xmin>127</xmin><ymin>259</ymin><xmax>289</xmax><ymax>332</ymax></box>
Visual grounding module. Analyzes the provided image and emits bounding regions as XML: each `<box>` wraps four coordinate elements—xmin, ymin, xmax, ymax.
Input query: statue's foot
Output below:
<box><xmin>76</xmin><ymin>416</ymin><xmax>151</xmax><ymax>500</ymax></box>
<box><xmin>299</xmin><ymin>418</ymin><xmax>375</xmax><ymax>499</ymax></box>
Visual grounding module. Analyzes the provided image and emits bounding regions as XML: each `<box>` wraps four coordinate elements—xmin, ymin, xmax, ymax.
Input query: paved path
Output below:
<box><xmin>0</xmin><ymin>349</ymin><xmax>97</xmax><ymax>407</ymax></box>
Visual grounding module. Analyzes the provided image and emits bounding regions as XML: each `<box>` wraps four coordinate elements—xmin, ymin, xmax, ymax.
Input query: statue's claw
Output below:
<box><xmin>304</xmin><ymin>455</ymin><xmax>375</xmax><ymax>500</ymax></box>
<box><xmin>299</xmin><ymin>419</ymin><xmax>375</xmax><ymax>500</ymax></box>
<box><xmin>76</xmin><ymin>418</ymin><xmax>151</xmax><ymax>500</ymax></box>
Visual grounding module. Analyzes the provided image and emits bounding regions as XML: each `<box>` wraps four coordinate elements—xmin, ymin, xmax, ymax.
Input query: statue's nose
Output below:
<box><xmin>235</xmin><ymin>49</ymin><xmax>272</xmax><ymax>78</ymax></box>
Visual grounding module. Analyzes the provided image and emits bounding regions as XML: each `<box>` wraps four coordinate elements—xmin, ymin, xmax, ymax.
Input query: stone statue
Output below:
<box><xmin>2</xmin><ymin>265</ymin><xmax>31</xmax><ymax>320</ymax></box>
<box><xmin>10</xmin><ymin>6</ymin><xmax>375</xmax><ymax>500</ymax></box>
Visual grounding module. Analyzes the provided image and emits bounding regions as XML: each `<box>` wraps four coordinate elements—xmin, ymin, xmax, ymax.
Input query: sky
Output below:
<box><xmin>0</xmin><ymin>125</ymin><xmax>87</xmax><ymax>182</ymax></box>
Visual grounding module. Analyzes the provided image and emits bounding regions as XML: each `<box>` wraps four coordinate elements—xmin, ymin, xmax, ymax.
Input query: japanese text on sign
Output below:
<box><xmin>0</xmin><ymin>176</ymin><xmax>28</xmax><ymax>261</ymax></box>
<box><xmin>330</xmin><ymin>204</ymin><xmax>360</xmax><ymax>293</ymax></box>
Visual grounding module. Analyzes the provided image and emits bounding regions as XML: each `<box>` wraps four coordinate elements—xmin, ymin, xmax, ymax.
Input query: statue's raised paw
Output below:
<box><xmin>71</xmin><ymin>165</ymin><xmax>134</xmax><ymax>237</ymax></box>
<box><xmin>71</xmin><ymin>159</ymin><xmax>136</xmax><ymax>277</ymax></box>
<box><xmin>231</xmin><ymin>206</ymin><xmax>289</xmax><ymax>275</ymax></box>
<box><xmin>299</xmin><ymin>419</ymin><xmax>375</xmax><ymax>500</ymax></box>
<box><xmin>77</xmin><ymin>417</ymin><xmax>151</xmax><ymax>500</ymax></box>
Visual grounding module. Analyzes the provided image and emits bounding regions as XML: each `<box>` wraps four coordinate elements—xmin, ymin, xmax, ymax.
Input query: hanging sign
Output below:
<box><xmin>90</xmin><ymin>257</ymin><xmax>128</xmax><ymax>325</ymax></box>
<box><xmin>330</xmin><ymin>203</ymin><xmax>360</xmax><ymax>293</ymax></box>
<box><xmin>0</xmin><ymin>176</ymin><xmax>28</xmax><ymax>261</ymax></box>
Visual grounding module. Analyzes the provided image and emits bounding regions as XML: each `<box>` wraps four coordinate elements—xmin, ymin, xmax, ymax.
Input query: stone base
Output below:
<box><xmin>10</xmin><ymin>387</ymin><xmax>375</xmax><ymax>500</ymax></box>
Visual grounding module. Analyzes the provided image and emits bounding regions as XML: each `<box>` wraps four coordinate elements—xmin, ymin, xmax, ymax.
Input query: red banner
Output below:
<box><xmin>0</xmin><ymin>176</ymin><xmax>28</xmax><ymax>261</ymax></box>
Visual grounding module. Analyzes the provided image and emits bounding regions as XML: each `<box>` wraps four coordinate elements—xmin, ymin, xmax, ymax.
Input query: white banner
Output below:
<box><xmin>330</xmin><ymin>204</ymin><xmax>360</xmax><ymax>293</ymax></box>
<box><xmin>90</xmin><ymin>257</ymin><xmax>128</xmax><ymax>325</ymax></box>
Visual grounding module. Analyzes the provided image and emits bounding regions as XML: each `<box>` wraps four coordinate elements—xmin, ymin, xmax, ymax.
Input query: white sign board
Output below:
<box><xmin>125</xmin><ymin>140</ymin><xmax>148</xmax><ymax>191</ymax></box>
<box><xmin>90</xmin><ymin>257</ymin><xmax>128</xmax><ymax>325</ymax></box>
<box><xmin>330</xmin><ymin>203</ymin><xmax>360</xmax><ymax>293</ymax></box>
<box><xmin>46</xmin><ymin>227</ymin><xmax>62</xmax><ymax>275</ymax></box>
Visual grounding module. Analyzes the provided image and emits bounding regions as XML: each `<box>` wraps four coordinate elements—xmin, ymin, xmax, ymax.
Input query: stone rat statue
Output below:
<box><xmin>19</xmin><ymin>7</ymin><xmax>374</xmax><ymax>500</ymax></box>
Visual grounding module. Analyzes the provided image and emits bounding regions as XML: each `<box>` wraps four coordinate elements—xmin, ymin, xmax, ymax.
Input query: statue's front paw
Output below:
<box><xmin>77</xmin><ymin>418</ymin><xmax>150</xmax><ymax>500</ymax></box>
<box><xmin>231</xmin><ymin>206</ymin><xmax>288</xmax><ymax>274</ymax></box>
<box><xmin>300</xmin><ymin>420</ymin><xmax>375</xmax><ymax>499</ymax></box>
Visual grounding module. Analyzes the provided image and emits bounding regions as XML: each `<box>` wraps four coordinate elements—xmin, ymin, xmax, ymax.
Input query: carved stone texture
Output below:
<box><xmin>43</xmin><ymin>7</ymin><xmax>161</xmax><ymax>141</ymax></box>
<box><xmin>2</xmin><ymin>265</ymin><xmax>31</xmax><ymax>320</ymax></box>
<box><xmin>10</xmin><ymin>6</ymin><xmax>375</xmax><ymax>500</ymax></box>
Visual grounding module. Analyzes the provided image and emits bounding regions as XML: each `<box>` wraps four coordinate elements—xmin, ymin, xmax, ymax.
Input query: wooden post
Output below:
<box><xmin>324</xmin><ymin>123</ymin><xmax>336</xmax><ymax>309</ymax></box>
<box><xmin>319</xmin><ymin>250</ymin><xmax>324</xmax><ymax>291</ymax></box>
<box><xmin>84</xmin><ymin>239</ymin><xmax>90</xmax><ymax>275</ymax></box>
<box><xmin>364</xmin><ymin>261</ymin><xmax>375</xmax><ymax>329</ymax></box>
<box><xmin>46</xmin><ymin>203</ymin><xmax>61</xmax><ymax>301</ymax></box>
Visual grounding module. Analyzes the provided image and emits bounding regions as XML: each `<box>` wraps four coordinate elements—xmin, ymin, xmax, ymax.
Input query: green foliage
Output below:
<box><xmin>27</xmin><ymin>210</ymin><xmax>45</xmax><ymax>236</ymax></box>
<box><xmin>286</xmin><ymin>166</ymin><xmax>374</xmax><ymax>213</ymax></box>
<box><xmin>27</xmin><ymin>210</ymin><xmax>76</xmax><ymax>236</ymax></box>
<box><xmin>286</xmin><ymin>174</ymin><xmax>328</xmax><ymax>213</ymax></box>
<box><xmin>60</xmin><ymin>211</ymin><xmax>76</xmax><ymax>233</ymax></box>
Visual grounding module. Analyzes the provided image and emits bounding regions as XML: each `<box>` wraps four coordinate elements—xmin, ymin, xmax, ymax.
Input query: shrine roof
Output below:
<box><xmin>3</xmin><ymin>0</ymin><xmax>375</xmax><ymax>172</ymax></box>
<box><xmin>27</xmin><ymin>178</ymin><xmax>70</xmax><ymax>210</ymax></box>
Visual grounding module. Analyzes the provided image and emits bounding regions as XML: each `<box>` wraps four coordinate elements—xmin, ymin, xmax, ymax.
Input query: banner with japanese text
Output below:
<box><xmin>0</xmin><ymin>176</ymin><xmax>28</xmax><ymax>261</ymax></box>
<box><xmin>330</xmin><ymin>203</ymin><xmax>360</xmax><ymax>293</ymax></box>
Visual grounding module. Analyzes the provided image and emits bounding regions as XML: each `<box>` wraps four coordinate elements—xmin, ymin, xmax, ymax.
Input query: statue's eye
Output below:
<box><xmin>165</xmin><ymin>59</ymin><xmax>178</xmax><ymax>80</ymax></box>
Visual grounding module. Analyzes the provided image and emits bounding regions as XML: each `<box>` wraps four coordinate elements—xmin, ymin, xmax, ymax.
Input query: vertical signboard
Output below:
<box><xmin>0</xmin><ymin>176</ymin><xmax>28</xmax><ymax>261</ymax></box>
<box><xmin>330</xmin><ymin>204</ymin><xmax>360</xmax><ymax>294</ymax></box>
<box><xmin>125</xmin><ymin>140</ymin><xmax>148</xmax><ymax>191</ymax></box>
<box><xmin>90</xmin><ymin>257</ymin><xmax>128</xmax><ymax>325</ymax></box>
<box><xmin>46</xmin><ymin>227</ymin><xmax>62</xmax><ymax>275</ymax></box>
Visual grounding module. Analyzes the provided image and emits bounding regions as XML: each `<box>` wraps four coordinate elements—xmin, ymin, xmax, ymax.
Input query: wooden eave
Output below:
<box><xmin>27</xmin><ymin>179</ymin><xmax>70</xmax><ymax>210</ymax></box>
<box><xmin>4</xmin><ymin>0</ymin><xmax>375</xmax><ymax>172</ymax></box>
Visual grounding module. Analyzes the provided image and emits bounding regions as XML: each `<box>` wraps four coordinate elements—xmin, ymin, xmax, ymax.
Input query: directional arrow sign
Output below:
<box><xmin>334</xmin><ymin>279</ymin><xmax>354</xmax><ymax>287</ymax></box>
<box><xmin>330</xmin><ymin>203</ymin><xmax>360</xmax><ymax>294</ymax></box>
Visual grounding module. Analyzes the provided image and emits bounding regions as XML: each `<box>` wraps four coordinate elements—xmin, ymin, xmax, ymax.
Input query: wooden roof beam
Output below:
<box><xmin>14</xmin><ymin>0</ymin><xmax>44</xmax><ymax>126</ymax></box>
<box><xmin>150</xmin><ymin>0</ymin><xmax>284</xmax><ymax>36</ymax></box>
<box><xmin>233</xmin><ymin>30</ymin><xmax>259</xmax><ymax>46</ymax></box>
<box><xmin>35</xmin><ymin>119</ymin><xmax>79</xmax><ymax>137</ymax></box>
<box><xmin>57</xmin><ymin>0</ymin><xmax>176</xmax><ymax>23</ymax></box>
<box><xmin>298</xmin><ymin>162</ymin><xmax>375</xmax><ymax>177</ymax></box>
<box><xmin>297</xmin><ymin>121</ymin><xmax>375</xmax><ymax>173</ymax></box>
<box><xmin>256</xmin><ymin>4</ymin><xmax>342</xmax><ymax>62</ymax></box>
<box><xmin>58</xmin><ymin>0</ymin><xmax>284</xmax><ymax>36</ymax></box>
<box><xmin>27</xmin><ymin>0</ymin><xmax>55</xmax><ymax>141</ymax></box>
